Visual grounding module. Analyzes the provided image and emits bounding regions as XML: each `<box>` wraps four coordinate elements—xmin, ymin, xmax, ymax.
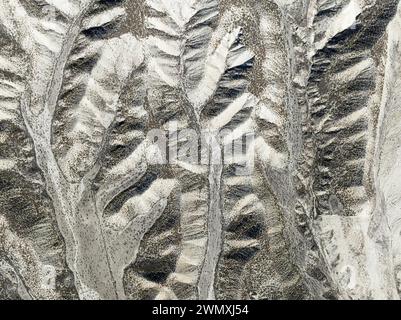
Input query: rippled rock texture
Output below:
<box><xmin>0</xmin><ymin>0</ymin><xmax>401</xmax><ymax>300</ymax></box>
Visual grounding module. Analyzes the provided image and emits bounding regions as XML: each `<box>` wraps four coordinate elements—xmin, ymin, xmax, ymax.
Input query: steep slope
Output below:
<box><xmin>0</xmin><ymin>0</ymin><xmax>401</xmax><ymax>300</ymax></box>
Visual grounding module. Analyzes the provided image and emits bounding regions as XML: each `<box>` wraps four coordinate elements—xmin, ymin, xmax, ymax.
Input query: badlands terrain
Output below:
<box><xmin>0</xmin><ymin>0</ymin><xmax>401</xmax><ymax>300</ymax></box>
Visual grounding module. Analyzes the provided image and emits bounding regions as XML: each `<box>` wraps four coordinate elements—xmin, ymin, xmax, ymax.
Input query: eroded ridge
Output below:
<box><xmin>0</xmin><ymin>0</ymin><xmax>401</xmax><ymax>300</ymax></box>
